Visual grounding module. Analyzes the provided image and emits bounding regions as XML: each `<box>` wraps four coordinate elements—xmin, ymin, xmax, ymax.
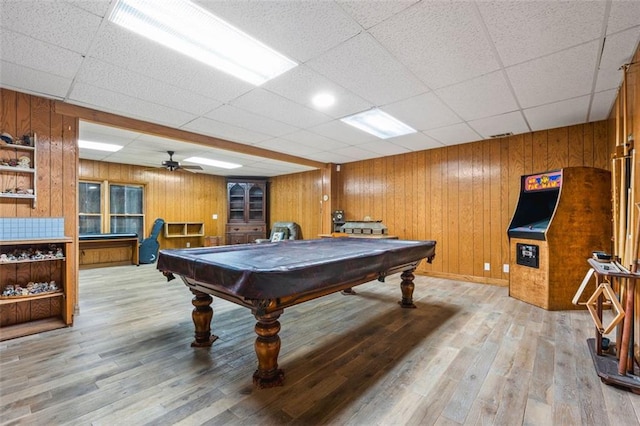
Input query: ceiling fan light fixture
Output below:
<box><xmin>78</xmin><ymin>140</ymin><xmax>123</xmax><ymax>152</ymax></box>
<box><xmin>184</xmin><ymin>156</ymin><xmax>242</xmax><ymax>169</ymax></box>
<box><xmin>109</xmin><ymin>0</ymin><xmax>297</xmax><ymax>85</ymax></box>
<box><xmin>340</xmin><ymin>108</ymin><xmax>416</xmax><ymax>139</ymax></box>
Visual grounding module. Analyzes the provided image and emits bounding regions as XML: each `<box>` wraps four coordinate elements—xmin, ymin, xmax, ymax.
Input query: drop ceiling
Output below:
<box><xmin>1</xmin><ymin>0</ymin><xmax>639</xmax><ymax>177</ymax></box>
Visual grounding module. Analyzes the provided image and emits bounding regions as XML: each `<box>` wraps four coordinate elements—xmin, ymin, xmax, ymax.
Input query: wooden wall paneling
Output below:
<box><xmin>16</xmin><ymin>92</ymin><xmax>33</xmax><ymax>217</ymax></box>
<box><xmin>489</xmin><ymin>140</ymin><xmax>503</xmax><ymax>280</ymax></box>
<box><xmin>445</xmin><ymin>146</ymin><xmax>459</xmax><ymax>275</ymax></box>
<box><xmin>31</xmin><ymin>96</ymin><xmax>52</xmax><ymax>217</ymax></box>
<box><xmin>370</xmin><ymin>158</ymin><xmax>383</xmax><ymax>225</ymax></box>
<box><xmin>583</xmin><ymin>122</ymin><xmax>595</xmax><ymax>167</ymax></box>
<box><xmin>50</xmin><ymin>112</ymin><xmax>64</xmax><ymax>218</ymax></box>
<box><xmin>568</xmin><ymin>125</ymin><xmax>584</xmax><ymax>167</ymax></box>
<box><xmin>393</xmin><ymin>155</ymin><xmax>405</xmax><ymax>237</ymax></box>
<box><xmin>547</xmin><ymin>127</ymin><xmax>569</xmax><ymax>171</ymax></box>
<box><xmin>523</xmin><ymin>132</ymin><xmax>534</xmax><ymax>175</ymax></box>
<box><xmin>471</xmin><ymin>142</ymin><xmax>484</xmax><ymax>278</ymax></box>
<box><xmin>428</xmin><ymin>149</ymin><xmax>444</xmax><ymax>273</ymax></box>
<box><xmin>62</xmin><ymin>116</ymin><xmax>78</xmax><ymax>311</ymax></box>
<box><xmin>457</xmin><ymin>143</ymin><xmax>474</xmax><ymax>277</ymax></box>
<box><xmin>406</xmin><ymin>153</ymin><xmax>418</xmax><ymax>240</ymax></box>
<box><xmin>410</xmin><ymin>151</ymin><xmax>429</xmax><ymax>240</ymax></box>
<box><xmin>532</xmin><ymin>131</ymin><xmax>548</xmax><ymax>173</ymax></box>
<box><xmin>0</xmin><ymin>89</ymin><xmax>18</xmax><ymax>218</ymax></box>
<box><xmin>594</xmin><ymin>120</ymin><xmax>611</xmax><ymax>170</ymax></box>
<box><xmin>499</xmin><ymin>138</ymin><xmax>511</xmax><ymax>280</ymax></box>
<box><xmin>507</xmin><ymin>134</ymin><xmax>525</xmax><ymax>279</ymax></box>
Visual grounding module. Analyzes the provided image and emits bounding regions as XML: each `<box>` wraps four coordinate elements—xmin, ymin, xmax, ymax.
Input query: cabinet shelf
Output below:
<box><xmin>0</xmin><ymin>133</ymin><xmax>37</xmax><ymax>208</ymax></box>
<box><xmin>0</xmin><ymin>165</ymin><xmax>35</xmax><ymax>173</ymax></box>
<box><xmin>0</xmin><ymin>291</ymin><xmax>63</xmax><ymax>304</ymax></box>
<box><xmin>164</xmin><ymin>222</ymin><xmax>204</xmax><ymax>238</ymax></box>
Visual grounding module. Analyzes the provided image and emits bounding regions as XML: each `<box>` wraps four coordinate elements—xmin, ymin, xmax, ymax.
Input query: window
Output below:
<box><xmin>79</xmin><ymin>180</ymin><xmax>145</xmax><ymax>239</ymax></box>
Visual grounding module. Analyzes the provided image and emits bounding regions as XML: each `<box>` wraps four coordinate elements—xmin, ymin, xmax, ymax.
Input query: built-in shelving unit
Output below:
<box><xmin>0</xmin><ymin>134</ymin><xmax>37</xmax><ymax>208</ymax></box>
<box><xmin>164</xmin><ymin>222</ymin><xmax>205</xmax><ymax>238</ymax></box>
<box><xmin>0</xmin><ymin>237</ymin><xmax>73</xmax><ymax>340</ymax></box>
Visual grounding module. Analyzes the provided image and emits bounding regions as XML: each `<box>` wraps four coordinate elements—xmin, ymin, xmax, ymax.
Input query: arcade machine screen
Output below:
<box><xmin>508</xmin><ymin>170</ymin><xmax>562</xmax><ymax>241</ymax></box>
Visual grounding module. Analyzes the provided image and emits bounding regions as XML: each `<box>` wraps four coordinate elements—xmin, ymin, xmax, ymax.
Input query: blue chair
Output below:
<box><xmin>139</xmin><ymin>218</ymin><xmax>165</xmax><ymax>264</ymax></box>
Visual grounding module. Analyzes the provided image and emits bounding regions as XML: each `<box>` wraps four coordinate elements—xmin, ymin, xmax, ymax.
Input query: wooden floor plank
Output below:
<box><xmin>0</xmin><ymin>264</ymin><xmax>636</xmax><ymax>425</ymax></box>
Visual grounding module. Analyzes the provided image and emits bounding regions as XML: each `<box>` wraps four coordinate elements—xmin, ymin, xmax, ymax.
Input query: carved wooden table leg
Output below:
<box><xmin>253</xmin><ymin>311</ymin><xmax>285</xmax><ymax>388</ymax></box>
<box><xmin>398</xmin><ymin>269</ymin><xmax>417</xmax><ymax>309</ymax></box>
<box><xmin>190</xmin><ymin>289</ymin><xmax>218</xmax><ymax>347</ymax></box>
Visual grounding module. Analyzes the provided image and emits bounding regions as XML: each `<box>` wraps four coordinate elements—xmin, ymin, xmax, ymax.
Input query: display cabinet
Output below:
<box><xmin>225</xmin><ymin>178</ymin><xmax>267</xmax><ymax>244</ymax></box>
<box><xmin>0</xmin><ymin>238</ymin><xmax>73</xmax><ymax>340</ymax></box>
<box><xmin>0</xmin><ymin>133</ymin><xmax>37</xmax><ymax>208</ymax></box>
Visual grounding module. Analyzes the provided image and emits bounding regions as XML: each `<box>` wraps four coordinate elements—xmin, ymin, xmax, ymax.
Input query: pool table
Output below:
<box><xmin>157</xmin><ymin>238</ymin><xmax>436</xmax><ymax>388</ymax></box>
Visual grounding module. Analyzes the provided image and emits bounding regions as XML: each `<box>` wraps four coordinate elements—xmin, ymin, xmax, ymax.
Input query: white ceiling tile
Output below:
<box><xmin>199</xmin><ymin>0</ymin><xmax>361</xmax><ymax>62</ymax></box>
<box><xmin>589</xmin><ymin>89</ymin><xmax>618</xmax><ymax>121</ymax></box>
<box><xmin>328</xmin><ymin>145</ymin><xmax>381</xmax><ymax>162</ymax></box>
<box><xmin>181</xmin><ymin>117</ymin><xmax>271</xmax><ymax>145</ymax></box>
<box><xmin>308</xmin><ymin>121</ymin><xmax>379</xmax><ymax>145</ymax></box>
<box><xmin>230</xmin><ymin>89</ymin><xmax>332</xmax><ymax>128</ymax></box>
<box><xmin>424</xmin><ymin>123</ymin><xmax>482</xmax><ymax>146</ymax></box>
<box><xmin>370</xmin><ymin>1</ymin><xmax>500</xmax><ymax>89</ymax></box>
<box><xmin>303</xmin><ymin>150</ymin><xmax>360</xmax><ymax>164</ymax></box>
<box><xmin>387</xmin><ymin>132</ymin><xmax>445</xmax><ymax>152</ymax></box>
<box><xmin>205</xmin><ymin>105</ymin><xmax>298</xmax><ymax>138</ymax></box>
<box><xmin>436</xmin><ymin>71</ymin><xmax>518</xmax><ymax>121</ymax></box>
<box><xmin>65</xmin><ymin>1</ymin><xmax>111</xmax><ymax>17</ymax></box>
<box><xmin>80</xmin><ymin>121</ymin><xmax>142</xmax><ymax>142</ymax></box>
<box><xmin>507</xmin><ymin>41</ymin><xmax>599</xmax><ymax>109</ymax></box>
<box><xmin>354</xmin><ymin>140</ymin><xmax>411</xmax><ymax>156</ymax></box>
<box><xmin>76</xmin><ymin>58</ymin><xmax>221</xmax><ymax>116</ymax></box>
<box><xmin>0</xmin><ymin>0</ymin><xmax>102</xmax><ymax>54</ymax></box>
<box><xmin>280</xmin><ymin>130</ymin><xmax>349</xmax><ymax>151</ymax></box>
<box><xmin>478</xmin><ymin>1</ymin><xmax>606</xmax><ymax>66</ymax></box>
<box><xmin>337</xmin><ymin>0</ymin><xmax>419</xmax><ymax>30</ymax></box>
<box><xmin>467</xmin><ymin>111</ymin><xmax>531</xmax><ymax>139</ymax></box>
<box><xmin>0</xmin><ymin>29</ymin><xmax>84</xmax><ymax>79</ymax></box>
<box><xmin>524</xmin><ymin>95</ymin><xmax>590</xmax><ymax>132</ymax></box>
<box><xmin>254</xmin><ymin>138</ymin><xmax>323</xmax><ymax>157</ymax></box>
<box><xmin>262</xmin><ymin>65</ymin><xmax>372</xmax><ymax>119</ymax></box>
<box><xmin>0</xmin><ymin>61</ymin><xmax>71</xmax><ymax>99</ymax></box>
<box><xmin>306</xmin><ymin>32</ymin><xmax>429</xmax><ymax>105</ymax></box>
<box><xmin>607</xmin><ymin>1</ymin><xmax>640</xmax><ymax>34</ymax></box>
<box><xmin>69</xmin><ymin>82</ymin><xmax>197</xmax><ymax>128</ymax></box>
<box><xmin>88</xmin><ymin>23</ymin><xmax>253</xmax><ymax>103</ymax></box>
<box><xmin>383</xmin><ymin>92</ymin><xmax>461</xmax><ymax>131</ymax></box>
<box><xmin>595</xmin><ymin>28</ymin><xmax>639</xmax><ymax>92</ymax></box>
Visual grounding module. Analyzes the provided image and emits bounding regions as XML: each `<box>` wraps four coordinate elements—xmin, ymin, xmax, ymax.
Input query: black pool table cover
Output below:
<box><xmin>157</xmin><ymin>238</ymin><xmax>436</xmax><ymax>300</ymax></box>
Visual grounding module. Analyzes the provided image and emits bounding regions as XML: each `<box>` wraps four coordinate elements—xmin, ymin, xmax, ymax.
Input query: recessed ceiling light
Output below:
<box><xmin>109</xmin><ymin>0</ymin><xmax>297</xmax><ymax>86</ymax></box>
<box><xmin>78</xmin><ymin>140</ymin><xmax>123</xmax><ymax>152</ymax></box>
<box><xmin>312</xmin><ymin>93</ymin><xmax>335</xmax><ymax>108</ymax></box>
<box><xmin>340</xmin><ymin>108</ymin><xmax>416</xmax><ymax>139</ymax></box>
<box><xmin>183</xmin><ymin>156</ymin><xmax>242</xmax><ymax>169</ymax></box>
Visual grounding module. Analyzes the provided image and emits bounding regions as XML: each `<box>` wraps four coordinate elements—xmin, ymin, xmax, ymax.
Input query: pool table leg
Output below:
<box><xmin>399</xmin><ymin>269</ymin><xmax>417</xmax><ymax>309</ymax></box>
<box><xmin>253</xmin><ymin>311</ymin><xmax>285</xmax><ymax>388</ymax></box>
<box><xmin>190</xmin><ymin>289</ymin><xmax>218</xmax><ymax>347</ymax></box>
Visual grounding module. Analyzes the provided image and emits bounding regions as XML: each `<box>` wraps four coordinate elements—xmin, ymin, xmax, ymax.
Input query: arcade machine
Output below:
<box><xmin>507</xmin><ymin>167</ymin><xmax>612</xmax><ymax>310</ymax></box>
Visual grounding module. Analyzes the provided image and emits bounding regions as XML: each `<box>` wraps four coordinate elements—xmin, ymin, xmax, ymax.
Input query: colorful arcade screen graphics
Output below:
<box><xmin>524</xmin><ymin>170</ymin><xmax>562</xmax><ymax>192</ymax></box>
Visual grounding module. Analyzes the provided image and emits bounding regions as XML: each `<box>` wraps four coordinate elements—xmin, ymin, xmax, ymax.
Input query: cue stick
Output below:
<box><xmin>618</xmin><ymin>202</ymin><xmax>640</xmax><ymax>375</ymax></box>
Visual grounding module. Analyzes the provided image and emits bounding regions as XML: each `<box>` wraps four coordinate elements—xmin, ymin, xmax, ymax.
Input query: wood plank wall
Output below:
<box><xmin>335</xmin><ymin>122</ymin><xmax>612</xmax><ymax>285</ymax></box>
<box><xmin>0</xmin><ymin>88</ymin><xmax>78</xmax><ymax>312</ymax></box>
<box><xmin>268</xmin><ymin>169</ymin><xmax>324</xmax><ymax>240</ymax></box>
<box><xmin>78</xmin><ymin>159</ymin><xmax>227</xmax><ymax>251</ymax></box>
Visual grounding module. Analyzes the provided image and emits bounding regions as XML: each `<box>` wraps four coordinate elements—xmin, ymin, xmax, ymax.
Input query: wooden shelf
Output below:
<box><xmin>164</xmin><ymin>222</ymin><xmax>204</xmax><ymax>238</ymax></box>
<box><xmin>0</xmin><ymin>291</ymin><xmax>63</xmax><ymax>305</ymax></box>
<box><xmin>0</xmin><ymin>165</ymin><xmax>35</xmax><ymax>173</ymax></box>
<box><xmin>0</xmin><ymin>133</ymin><xmax>37</xmax><ymax>208</ymax></box>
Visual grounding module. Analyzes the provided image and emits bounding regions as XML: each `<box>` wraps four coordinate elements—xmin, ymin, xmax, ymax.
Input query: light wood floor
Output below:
<box><xmin>1</xmin><ymin>264</ymin><xmax>639</xmax><ymax>425</ymax></box>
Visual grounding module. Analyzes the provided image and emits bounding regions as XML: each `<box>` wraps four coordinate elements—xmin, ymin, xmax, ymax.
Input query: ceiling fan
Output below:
<box><xmin>161</xmin><ymin>151</ymin><xmax>203</xmax><ymax>172</ymax></box>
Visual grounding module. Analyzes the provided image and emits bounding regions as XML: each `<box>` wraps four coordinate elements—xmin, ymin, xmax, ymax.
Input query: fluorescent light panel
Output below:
<box><xmin>109</xmin><ymin>0</ymin><xmax>297</xmax><ymax>85</ymax></box>
<box><xmin>184</xmin><ymin>156</ymin><xmax>242</xmax><ymax>169</ymax></box>
<box><xmin>340</xmin><ymin>109</ymin><xmax>417</xmax><ymax>139</ymax></box>
<box><xmin>78</xmin><ymin>140</ymin><xmax>123</xmax><ymax>152</ymax></box>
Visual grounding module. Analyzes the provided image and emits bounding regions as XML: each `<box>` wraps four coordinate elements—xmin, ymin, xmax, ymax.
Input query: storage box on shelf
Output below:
<box><xmin>0</xmin><ymin>133</ymin><xmax>37</xmax><ymax>208</ymax></box>
<box><xmin>0</xmin><ymin>238</ymin><xmax>73</xmax><ymax>340</ymax></box>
